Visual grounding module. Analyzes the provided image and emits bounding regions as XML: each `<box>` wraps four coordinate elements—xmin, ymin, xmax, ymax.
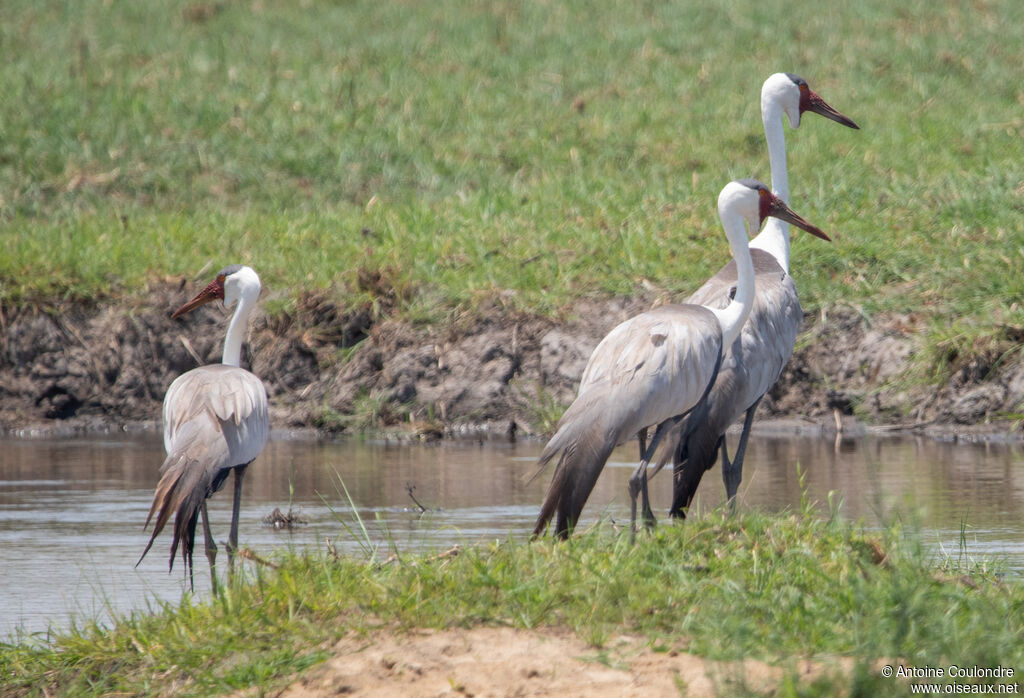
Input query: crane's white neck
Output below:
<box><xmin>709</xmin><ymin>208</ymin><xmax>755</xmax><ymax>348</ymax></box>
<box><xmin>221</xmin><ymin>268</ymin><xmax>261</xmax><ymax>368</ymax></box>
<box><xmin>222</xmin><ymin>299</ymin><xmax>254</xmax><ymax>367</ymax></box>
<box><xmin>749</xmin><ymin>92</ymin><xmax>792</xmax><ymax>273</ymax></box>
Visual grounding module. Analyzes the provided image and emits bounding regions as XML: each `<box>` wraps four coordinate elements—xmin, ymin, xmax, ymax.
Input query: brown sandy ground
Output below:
<box><xmin>262</xmin><ymin>627</ymin><xmax>860</xmax><ymax>698</ymax></box>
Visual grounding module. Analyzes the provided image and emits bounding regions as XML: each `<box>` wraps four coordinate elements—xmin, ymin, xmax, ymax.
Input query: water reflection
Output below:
<box><xmin>1</xmin><ymin>431</ymin><xmax>1022</xmax><ymax>638</ymax></box>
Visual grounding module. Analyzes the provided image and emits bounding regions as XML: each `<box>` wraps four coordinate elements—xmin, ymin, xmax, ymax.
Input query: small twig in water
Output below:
<box><xmin>426</xmin><ymin>545</ymin><xmax>460</xmax><ymax>563</ymax></box>
<box><xmin>378</xmin><ymin>553</ymin><xmax>400</xmax><ymax>568</ymax></box>
<box><xmin>405</xmin><ymin>482</ymin><xmax>436</xmax><ymax>513</ymax></box>
<box><xmin>376</xmin><ymin>545</ymin><xmax>458</xmax><ymax>570</ymax></box>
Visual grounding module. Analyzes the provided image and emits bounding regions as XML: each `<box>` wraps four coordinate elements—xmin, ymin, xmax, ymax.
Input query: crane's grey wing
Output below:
<box><xmin>740</xmin><ymin>271</ymin><xmax>802</xmax><ymax>404</ymax></box>
<box><xmin>574</xmin><ymin>304</ymin><xmax>723</xmax><ymax>439</ymax></box>
<box><xmin>656</xmin><ymin>251</ymin><xmax>805</xmax><ymax>510</ymax></box>
<box><xmin>573</xmin><ymin>302</ymin><xmax>724</xmax><ymax>433</ymax></box>
<box><xmin>685</xmin><ymin>249</ymin><xmax>802</xmax><ymax>417</ymax></box>
<box><xmin>534</xmin><ymin>304</ymin><xmax>722</xmax><ymax>537</ymax></box>
<box><xmin>163</xmin><ymin>364</ymin><xmax>269</xmax><ymax>467</ymax></box>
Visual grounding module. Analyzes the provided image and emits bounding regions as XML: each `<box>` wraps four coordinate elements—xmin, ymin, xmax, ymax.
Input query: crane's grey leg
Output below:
<box><xmin>639</xmin><ymin>459</ymin><xmax>653</xmax><ymax>526</ymax></box>
<box><xmin>723</xmin><ymin>396</ymin><xmax>762</xmax><ymax>509</ymax></box>
<box><xmin>227</xmin><ymin>463</ymin><xmax>249</xmax><ymax>576</ymax></box>
<box><xmin>630</xmin><ymin>425</ymin><xmax>650</xmax><ymax>543</ymax></box>
<box><xmin>628</xmin><ymin>469</ymin><xmax>640</xmax><ymax>545</ymax></box>
<box><xmin>627</xmin><ymin>420</ymin><xmax>675</xmax><ymax>541</ymax></box>
<box><xmin>719</xmin><ymin>438</ymin><xmax>733</xmax><ymax>509</ymax></box>
<box><xmin>200</xmin><ymin>500</ymin><xmax>220</xmax><ymax>595</ymax></box>
<box><xmin>627</xmin><ymin>461</ymin><xmax>654</xmax><ymax>545</ymax></box>
<box><xmin>627</xmin><ymin>460</ymin><xmax>654</xmax><ymax>531</ymax></box>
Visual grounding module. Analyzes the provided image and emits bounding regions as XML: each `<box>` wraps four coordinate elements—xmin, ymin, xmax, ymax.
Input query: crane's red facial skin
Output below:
<box><xmin>757</xmin><ymin>186</ymin><xmax>773</xmax><ymax>224</ymax></box>
<box><xmin>171</xmin><ymin>275</ymin><xmax>226</xmax><ymax>319</ymax></box>
<box><xmin>799</xmin><ymin>84</ymin><xmax>860</xmax><ymax>129</ymax></box>
<box><xmin>757</xmin><ymin>188</ymin><xmax>831</xmax><ymax>242</ymax></box>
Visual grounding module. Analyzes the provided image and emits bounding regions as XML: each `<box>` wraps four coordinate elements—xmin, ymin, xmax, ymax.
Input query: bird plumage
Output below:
<box><xmin>664</xmin><ymin>74</ymin><xmax>856</xmax><ymax>514</ymax></box>
<box><xmin>687</xmin><ymin>250</ymin><xmax>802</xmax><ymax>416</ymax></box>
<box><xmin>162</xmin><ymin>365</ymin><xmax>269</xmax><ymax>464</ymax></box>
<box><xmin>139</xmin><ymin>265</ymin><xmax>269</xmax><ymax>586</ymax></box>
<box><xmin>656</xmin><ymin>250</ymin><xmax>801</xmax><ymax>510</ymax></box>
<box><xmin>534</xmin><ymin>305</ymin><xmax>723</xmax><ymax>537</ymax></box>
<box><xmin>531</xmin><ymin>179</ymin><xmax>826</xmax><ymax>539</ymax></box>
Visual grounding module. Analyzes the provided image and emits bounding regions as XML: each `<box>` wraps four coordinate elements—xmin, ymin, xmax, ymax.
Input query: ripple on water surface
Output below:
<box><xmin>1</xmin><ymin>433</ymin><xmax>1023</xmax><ymax>637</ymax></box>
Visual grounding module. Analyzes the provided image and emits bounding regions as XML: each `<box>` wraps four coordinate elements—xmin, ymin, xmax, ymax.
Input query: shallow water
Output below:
<box><xmin>1</xmin><ymin>431</ymin><xmax>1023</xmax><ymax>638</ymax></box>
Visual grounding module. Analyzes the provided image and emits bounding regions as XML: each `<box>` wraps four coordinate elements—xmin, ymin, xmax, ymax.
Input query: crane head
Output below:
<box><xmin>763</xmin><ymin>73</ymin><xmax>859</xmax><ymax>130</ymax></box>
<box><xmin>172</xmin><ymin>265</ymin><xmax>262</xmax><ymax>318</ymax></box>
<box><xmin>731</xmin><ymin>179</ymin><xmax>831</xmax><ymax>242</ymax></box>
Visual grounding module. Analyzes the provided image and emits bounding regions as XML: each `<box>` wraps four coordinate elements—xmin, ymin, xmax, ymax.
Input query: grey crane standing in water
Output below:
<box><xmin>532</xmin><ymin>179</ymin><xmax>830</xmax><ymax>539</ymax></box>
<box><xmin>138</xmin><ymin>265</ymin><xmax>269</xmax><ymax>590</ymax></box>
<box><xmin>660</xmin><ymin>74</ymin><xmax>858</xmax><ymax>517</ymax></box>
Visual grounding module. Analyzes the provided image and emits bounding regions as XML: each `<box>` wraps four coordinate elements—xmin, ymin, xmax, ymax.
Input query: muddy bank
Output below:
<box><xmin>2</xmin><ymin>281</ymin><xmax>1023</xmax><ymax>440</ymax></box>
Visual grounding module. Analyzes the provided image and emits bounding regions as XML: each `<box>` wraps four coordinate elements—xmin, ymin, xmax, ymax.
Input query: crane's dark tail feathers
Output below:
<box><xmin>669</xmin><ymin>427</ymin><xmax>721</xmax><ymax>518</ymax></box>
<box><xmin>532</xmin><ymin>393</ymin><xmax>618</xmax><ymax>539</ymax></box>
<box><xmin>137</xmin><ymin>449</ymin><xmax>214</xmax><ymax>584</ymax></box>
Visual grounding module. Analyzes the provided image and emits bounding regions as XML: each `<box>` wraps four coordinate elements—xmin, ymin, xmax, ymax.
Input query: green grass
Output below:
<box><xmin>4</xmin><ymin>6</ymin><xmax>1024</xmax><ymax>691</ymax></box>
<box><xmin>3</xmin><ymin>0</ymin><xmax>1024</xmax><ymax>351</ymax></box>
<box><xmin>2</xmin><ymin>506</ymin><xmax>1021</xmax><ymax>696</ymax></box>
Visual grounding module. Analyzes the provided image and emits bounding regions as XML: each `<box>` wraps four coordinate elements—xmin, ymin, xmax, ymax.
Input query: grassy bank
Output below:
<box><xmin>3</xmin><ymin>0</ymin><xmax>1024</xmax><ymax>354</ymax></box>
<box><xmin>2</xmin><ymin>505</ymin><xmax>1022</xmax><ymax>696</ymax></box>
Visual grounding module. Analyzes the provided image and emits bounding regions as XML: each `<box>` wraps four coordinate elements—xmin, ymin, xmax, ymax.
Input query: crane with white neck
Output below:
<box><xmin>532</xmin><ymin>179</ymin><xmax>829</xmax><ymax>539</ymax></box>
<box><xmin>659</xmin><ymin>73</ymin><xmax>858</xmax><ymax>515</ymax></box>
<box><xmin>138</xmin><ymin>264</ymin><xmax>269</xmax><ymax>590</ymax></box>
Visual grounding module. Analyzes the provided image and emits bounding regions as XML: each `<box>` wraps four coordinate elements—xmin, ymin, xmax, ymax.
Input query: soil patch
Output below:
<box><xmin>2</xmin><ymin>282</ymin><xmax>1022</xmax><ymax>440</ymax></box>
<box><xmin>268</xmin><ymin>626</ymin><xmax>856</xmax><ymax>698</ymax></box>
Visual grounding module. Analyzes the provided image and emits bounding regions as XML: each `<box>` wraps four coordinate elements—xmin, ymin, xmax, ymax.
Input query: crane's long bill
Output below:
<box><xmin>767</xmin><ymin>198</ymin><xmax>831</xmax><ymax>242</ymax></box>
<box><xmin>806</xmin><ymin>90</ymin><xmax>859</xmax><ymax>129</ymax></box>
<box><xmin>172</xmin><ymin>280</ymin><xmax>223</xmax><ymax>319</ymax></box>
